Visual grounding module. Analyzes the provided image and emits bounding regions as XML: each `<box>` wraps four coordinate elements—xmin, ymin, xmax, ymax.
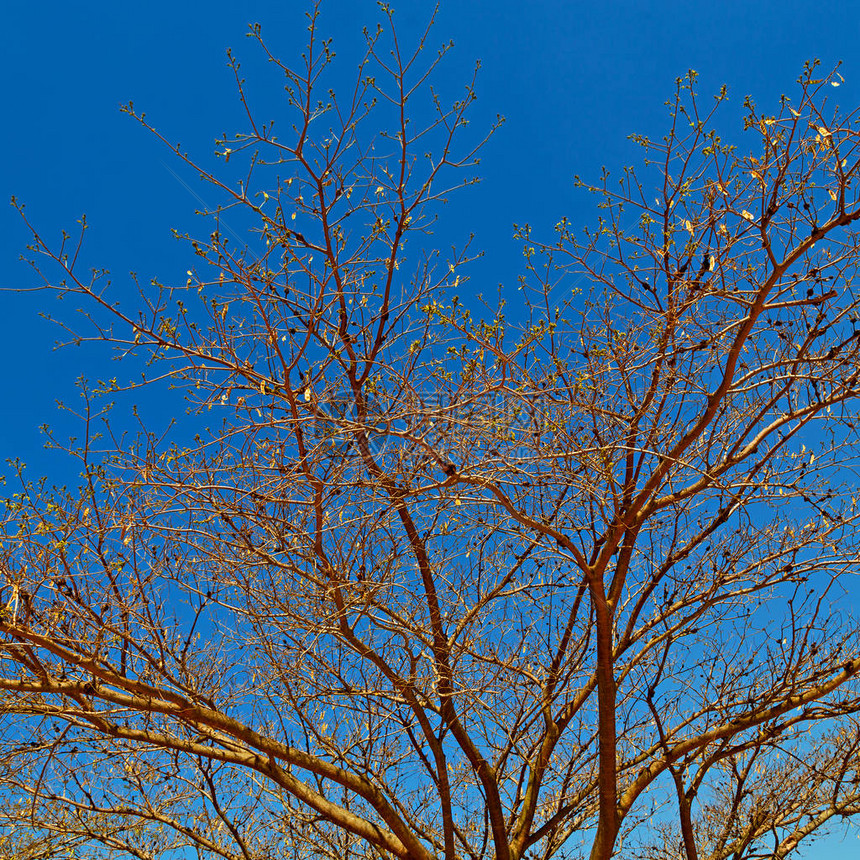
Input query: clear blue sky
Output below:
<box><xmin>2</xmin><ymin>0</ymin><xmax>859</xmax><ymax>854</ymax></box>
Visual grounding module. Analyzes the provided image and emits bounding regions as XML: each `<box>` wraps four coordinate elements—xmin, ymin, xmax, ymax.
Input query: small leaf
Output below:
<box><xmin>741</xmin><ymin>210</ymin><xmax>755</xmax><ymax>222</ymax></box>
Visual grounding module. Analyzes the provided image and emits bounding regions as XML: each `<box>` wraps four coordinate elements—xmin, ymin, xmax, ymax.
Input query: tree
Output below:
<box><xmin>3</xmin><ymin>4</ymin><xmax>860</xmax><ymax>858</ymax></box>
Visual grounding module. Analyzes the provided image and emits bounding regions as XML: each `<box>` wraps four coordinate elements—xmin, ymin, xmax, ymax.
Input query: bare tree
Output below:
<box><xmin>3</xmin><ymin>5</ymin><xmax>860</xmax><ymax>858</ymax></box>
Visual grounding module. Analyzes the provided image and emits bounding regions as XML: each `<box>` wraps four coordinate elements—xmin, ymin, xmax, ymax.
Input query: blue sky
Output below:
<box><xmin>2</xmin><ymin>0</ymin><xmax>860</xmax><ymax>854</ymax></box>
<box><xmin>3</xmin><ymin>0</ymin><xmax>859</xmax><ymax>473</ymax></box>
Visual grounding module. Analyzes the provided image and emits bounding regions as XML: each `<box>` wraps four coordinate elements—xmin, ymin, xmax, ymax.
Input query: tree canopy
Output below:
<box><xmin>3</xmin><ymin>6</ymin><xmax>860</xmax><ymax>860</ymax></box>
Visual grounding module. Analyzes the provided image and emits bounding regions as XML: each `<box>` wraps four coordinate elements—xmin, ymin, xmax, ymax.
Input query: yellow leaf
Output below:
<box><xmin>829</xmin><ymin>189</ymin><xmax>837</xmax><ymax>200</ymax></box>
<box><xmin>741</xmin><ymin>210</ymin><xmax>755</xmax><ymax>222</ymax></box>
